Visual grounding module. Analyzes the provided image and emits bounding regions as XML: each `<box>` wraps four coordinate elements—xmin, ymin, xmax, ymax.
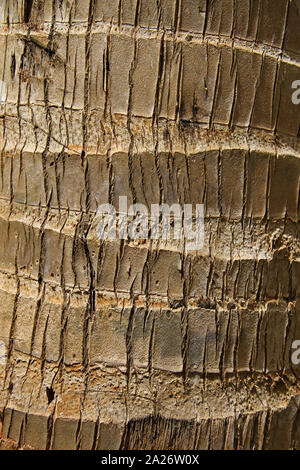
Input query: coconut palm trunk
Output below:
<box><xmin>0</xmin><ymin>0</ymin><xmax>299</xmax><ymax>450</ymax></box>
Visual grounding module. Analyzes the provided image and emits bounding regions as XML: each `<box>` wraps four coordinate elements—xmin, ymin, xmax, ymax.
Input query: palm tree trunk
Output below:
<box><xmin>0</xmin><ymin>0</ymin><xmax>299</xmax><ymax>450</ymax></box>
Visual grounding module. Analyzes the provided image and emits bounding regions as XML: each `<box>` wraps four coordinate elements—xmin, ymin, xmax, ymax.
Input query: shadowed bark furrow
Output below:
<box><xmin>1</xmin><ymin>0</ymin><xmax>300</xmax><ymax>57</ymax></box>
<box><xmin>0</xmin><ymin>0</ymin><xmax>299</xmax><ymax>450</ymax></box>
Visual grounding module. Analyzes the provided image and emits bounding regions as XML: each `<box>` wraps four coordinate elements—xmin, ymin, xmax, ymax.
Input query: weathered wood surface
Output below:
<box><xmin>0</xmin><ymin>0</ymin><xmax>299</xmax><ymax>449</ymax></box>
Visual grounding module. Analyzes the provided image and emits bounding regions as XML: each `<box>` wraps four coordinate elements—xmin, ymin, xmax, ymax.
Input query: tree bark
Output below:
<box><xmin>0</xmin><ymin>0</ymin><xmax>299</xmax><ymax>450</ymax></box>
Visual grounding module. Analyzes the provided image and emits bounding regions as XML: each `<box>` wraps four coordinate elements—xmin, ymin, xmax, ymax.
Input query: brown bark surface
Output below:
<box><xmin>0</xmin><ymin>0</ymin><xmax>299</xmax><ymax>450</ymax></box>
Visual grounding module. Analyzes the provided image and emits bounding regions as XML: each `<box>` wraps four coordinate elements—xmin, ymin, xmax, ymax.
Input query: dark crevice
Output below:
<box><xmin>24</xmin><ymin>0</ymin><xmax>34</xmax><ymax>23</ymax></box>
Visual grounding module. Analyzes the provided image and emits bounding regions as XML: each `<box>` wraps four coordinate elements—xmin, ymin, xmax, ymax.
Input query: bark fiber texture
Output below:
<box><xmin>0</xmin><ymin>0</ymin><xmax>299</xmax><ymax>450</ymax></box>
